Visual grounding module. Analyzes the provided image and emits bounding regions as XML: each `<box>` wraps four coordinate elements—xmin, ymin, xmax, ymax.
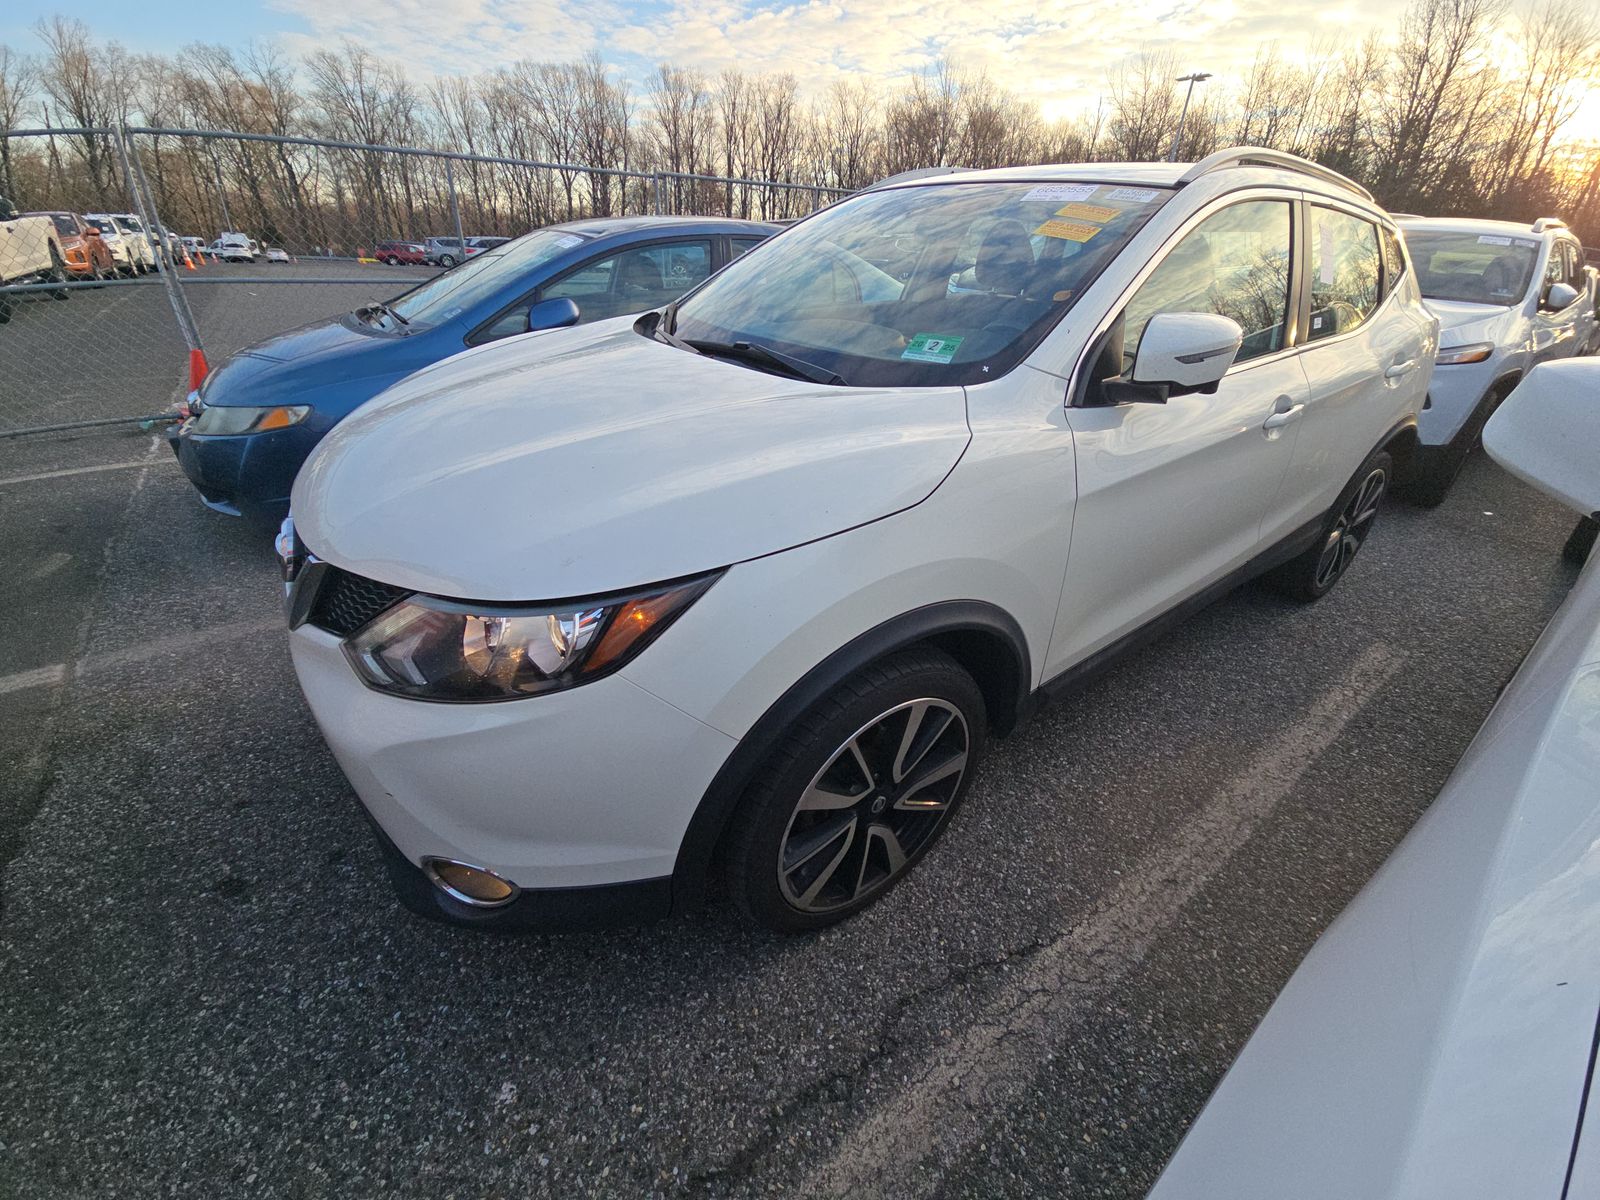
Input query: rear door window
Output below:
<box><xmin>1308</xmin><ymin>206</ymin><xmax>1382</xmax><ymax>340</ymax></box>
<box><xmin>543</xmin><ymin>239</ymin><xmax>713</xmax><ymax>324</ymax></box>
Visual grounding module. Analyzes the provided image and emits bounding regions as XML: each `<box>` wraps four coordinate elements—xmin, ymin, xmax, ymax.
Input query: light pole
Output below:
<box><xmin>1167</xmin><ymin>72</ymin><xmax>1212</xmax><ymax>163</ymax></box>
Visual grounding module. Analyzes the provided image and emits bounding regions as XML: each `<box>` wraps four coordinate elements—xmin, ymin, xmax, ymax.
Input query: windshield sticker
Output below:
<box><xmin>1034</xmin><ymin>218</ymin><xmax>1100</xmax><ymax>243</ymax></box>
<box><xmin>551</xmin><ymin>233</ymin><xmax>584</xmax><ymax>249</ymax></box>
<box><xmin>902</xmin><ymin>333</ymin><xmax>964</xmax><ymax>363</ymax></box>
<box><xmin>1021</xmin><ymin>183</ymin><xmax>1098</xmax><ymax>204</ymax></box>
<box><xmin>1477</xmin><ymin>235</ymin><xmax>1513</xmax><ymax>246</ymax></box>
<box><xmin>1105</xmin><ymin>186</ymin><xmax>1161</xmax><ymax>203</ymax></box>
<box><xmin>1055</xmin><ymin>202</ymin><xmax>1120</xmax><ymax>223</ymax></box>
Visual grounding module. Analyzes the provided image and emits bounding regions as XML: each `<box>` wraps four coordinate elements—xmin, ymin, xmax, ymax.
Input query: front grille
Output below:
<box><xmin>308</xmin><ymin>568</ymin><xmax>411</xmax><ymax>636</ymax></box>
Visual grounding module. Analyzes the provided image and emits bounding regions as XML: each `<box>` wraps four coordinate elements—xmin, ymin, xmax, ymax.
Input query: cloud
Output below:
<box><xmin>264</xmin><ymin>0</ymin><xmax>1413</xmax><ymax>116</ymax></box>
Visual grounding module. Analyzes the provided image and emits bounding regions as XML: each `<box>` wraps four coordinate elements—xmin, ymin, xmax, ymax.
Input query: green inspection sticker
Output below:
<box><xmin>902</xmin><ymin>333</ymin><xmax>964</xmax><ymax>364</ymax></box>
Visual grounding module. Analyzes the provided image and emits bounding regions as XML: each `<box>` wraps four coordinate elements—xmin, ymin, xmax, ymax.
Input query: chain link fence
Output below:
<box><xmin>0</xmin><ymin>126</ymin><xmax>851</xmax><ymax>438</ymax></box>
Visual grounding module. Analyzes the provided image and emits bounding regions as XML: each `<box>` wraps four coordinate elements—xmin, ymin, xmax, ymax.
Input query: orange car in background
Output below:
<box><xmin>28</xmin><ymin>211</ymin><xmax>115</xmax><ymax>280</ymax></box>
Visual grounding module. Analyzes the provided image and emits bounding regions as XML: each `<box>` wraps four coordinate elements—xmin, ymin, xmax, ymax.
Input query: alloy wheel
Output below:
<box><xmin>777</xmin><ymin>698</ymin><xmax>969</xmax><ymax>914</ymax></box>
<box><xmin>1314</xmin><ymin>466</ymin><xmax>1386</xmax><ymax>590</ymax></box>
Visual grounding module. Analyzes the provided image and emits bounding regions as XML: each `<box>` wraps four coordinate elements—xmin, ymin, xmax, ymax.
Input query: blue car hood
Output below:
<box><xmin>203</xmin><ymin>316</ymin><xmax>428</xmax><ymax>407</ymax></box>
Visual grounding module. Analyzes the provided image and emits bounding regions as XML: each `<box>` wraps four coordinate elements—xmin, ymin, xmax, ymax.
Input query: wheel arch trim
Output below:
<box><xmin>668</xmin><ymin>600</ymin><xmax>1030</xmax><ymax>911</ymax></box>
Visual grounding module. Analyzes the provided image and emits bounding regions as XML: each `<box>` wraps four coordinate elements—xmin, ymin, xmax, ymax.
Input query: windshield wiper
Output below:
<box><xmin>644</xmin><ymin>309</ymin><xmax>699</xmax><ymax>355</ymax></box>
<box><xmin>683</xmin><ymin>338</ymin><xmax>847</xmax><ymax>386</ymax></box>
<box><xmin>357</xmin><ymin>300</ymin><xmax>409</xmax><ymax>329</ymax></box>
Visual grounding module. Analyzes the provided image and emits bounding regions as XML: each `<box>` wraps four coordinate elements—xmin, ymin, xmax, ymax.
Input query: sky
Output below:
<box><xmin>4</xmin><ymin>0</ymin><xmax>1600</xmax><ymax>139</ymax></box>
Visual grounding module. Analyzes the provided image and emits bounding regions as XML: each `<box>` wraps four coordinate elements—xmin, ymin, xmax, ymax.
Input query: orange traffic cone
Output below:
<box><xmin>183</xmin><ymin>245</ymin><xmax>196</xmax><ymax>270</ymax></box>
<box><xmin>188</xmin><ymin>348</ymin><xmax>210</xmax><ymax>392</ymax></box>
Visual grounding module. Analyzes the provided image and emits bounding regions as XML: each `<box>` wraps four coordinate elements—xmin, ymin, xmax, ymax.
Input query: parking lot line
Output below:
<box><xmin>0</xmin><ymin>663</ymin><xmax>68</xmax><ymax>696</ymax></box>
<box><xmin>0</xmin><ymin>459</ymin><xmax>167</xmax><ymax>488</ymax></box>
<box><xmin>807</xmin><ymin>641</ymin><xmax>1408</xmax><ymax>1198</ymax></box>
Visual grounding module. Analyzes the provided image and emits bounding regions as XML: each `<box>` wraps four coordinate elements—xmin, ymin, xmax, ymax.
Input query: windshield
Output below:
<box><xmin>1405</xmin><ymin>230</ymin><xmax>1539</xmax><ymax>305</ymax></box>
<box><xmin>117</xmin><ymin>215</ymin><xmax>145</xmax><ymax>233</ymax></box>
<box><xmin>46</xmin><ymin>214</ymin><xmax>77</xmax><ymax>237</ymax></box>
<box><xmin>670</xmin><ymin>180</ymin><xmax>1170</xmax><ymax>386</ymax></box>
<box><xmin>380</xmin><ymin>228</ymin><xmax>589</xmax><ymax>331</ymax></box>
<box><xmin>88</xmin><ymin>218</ymin><xmax>116</xmax><ymax>235</ymax></box>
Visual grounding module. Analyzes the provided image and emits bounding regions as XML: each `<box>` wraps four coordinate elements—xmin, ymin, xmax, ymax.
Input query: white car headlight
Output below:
<box><xmin>1435</xmin><ymin>342</ymin><xmax>1493</xmax><ymax>365</ymax></box>
<box><xmin>191</xmin><ymin>404</ymin><xmax>310</xmax><ymax>435</ymax></box>
<box><xmin>344</xmin><ymin>574</ymin><xmax>719</xmax><ymax>701</ymax></box>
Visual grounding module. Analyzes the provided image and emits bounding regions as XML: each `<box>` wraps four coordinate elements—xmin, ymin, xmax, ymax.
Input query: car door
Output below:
<box><xmin>1047</xmin><ymin>195</ymin><xmax>1310</xmax><ymax>674</ymax></box>
<box><xmin>1279</xmin><ymin>201</ymin><xmax>1426</xmax><ymax>532</ymax></box>
<box><xmin>1529</xmin><ymin>239</ymin><xmax>1581</xmax><ymax>363</ymax></box>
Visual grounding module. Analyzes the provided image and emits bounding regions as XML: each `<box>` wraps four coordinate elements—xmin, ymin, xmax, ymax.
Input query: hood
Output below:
<box><xmin>1424</xmin><ymin>299</ymin><xmax>1516</xmax><ymax>348</ymax></box>
<box><xmin>293</xmin><ymin>321</ymin><xmax>971</xmax><ymax>600</ymax></box>
<box><xmin>204</xmin><ymin>317</ymin><xmax>427</xmax><ymax>407</ymax></box>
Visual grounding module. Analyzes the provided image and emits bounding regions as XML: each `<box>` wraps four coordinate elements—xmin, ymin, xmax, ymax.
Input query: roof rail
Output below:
<box><xmin>1531</xmin><ymin>217</ymin><xmax>1567</xmax><ymax>233</ymax></box>
<box><xmin>1177</xmin><ymin>147</ymin><xmax>1374</xmax><ymax>203</ymax></box>
<box><xmin>868</xmin><ymin>165</ymin><xmax>975</xmax><ymax>190</ymax></box>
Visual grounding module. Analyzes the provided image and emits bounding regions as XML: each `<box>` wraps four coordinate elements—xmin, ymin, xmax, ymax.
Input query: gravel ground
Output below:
<box><xmin>0</xmin><ymin>425</ymin><xmax>1582</xmax><ymax>1199</ymax></box>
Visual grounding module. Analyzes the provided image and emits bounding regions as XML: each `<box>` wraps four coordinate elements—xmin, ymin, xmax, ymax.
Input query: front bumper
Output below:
<box><xmin>1418</xmin><ymin>358</ymin><xmax>1501</xmax><ymax>447</ymax></box>
<box><xmin>169</xmin><ymin>418</ymin><xmax>318</xmax><ymax>525</ymax></box>
<box><xmin>288</xmin><ymin>620</ymin><xmax>738</xmax><ymax>922</ymax></box>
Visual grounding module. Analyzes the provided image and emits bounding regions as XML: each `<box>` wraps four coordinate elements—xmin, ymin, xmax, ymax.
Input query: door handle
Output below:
<box><xmin>1263</xmin><ymin>403</ymin><xmax>1305</xmax><ymax>430</ymax></box>
<box><xmin>1384</xmin><ymin>360</ymin><xmax>1417</xmax><ymax>379</ymax></box>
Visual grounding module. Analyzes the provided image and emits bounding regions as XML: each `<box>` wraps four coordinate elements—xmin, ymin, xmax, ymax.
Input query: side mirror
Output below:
<box><xmin>524</xmin><ymin>296</ymin><xmax>580</xmax><ymax>332</ymax></box>
<box><xmin>1483</xmin><ymin>360</ymin><xmax>1600</xmax><ymax>516</ymax></box>
<box><xmin>1111</xmin><ymin>312</ymin><xmax>1243</xmax><ymax>403</ymax></box>
<box><xmin>1543</xmin><ymin>281</ymin><xmax>1580</xmax><ymax>311</ymax></box>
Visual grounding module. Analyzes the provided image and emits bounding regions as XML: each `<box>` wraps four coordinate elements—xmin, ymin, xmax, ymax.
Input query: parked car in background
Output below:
<box><xmin>208</xmin><ymin>234</ymin><xmax>258</xmax><ymax>263</ymax></box>
<box><xmin>170</xmin><ymin>215</ymin><xmax>778</xmax><ymax>524</ymax></box>
<box><xmin>85</xmin><ymin>214</ymin><xmax>151</xmax><ymax>274</ymax></box>
<box><xmin>373</xmin><ymin>240</ymin><xmax>426</xmax><ymax>266</ymax></box>
<box><xmin>276</xmin><ymin>148</ymin><xmax>1435</xmax><ymax>932</ymax></box>
<box><xmin>180</xmin><ymin>236</ymin><xmax>206</xmax><ymax>256</ymax></box>
<box><xmin>264</xmin><ymin>247</ymin><xmax>290</xmax><ymax>264</ymax></box>
<box><xmin>26</xmin><ymin>211</ymin><xmax>114</xmax><ymax>281</ymax></box>
<box><xmin>423</xmin><ymin>236</ymin><xmax>466</xmax><ymax>266</ymax></box>
<box><xmin>0</xmin><ymin>195</ymin><xmax>68</xmax><ymax>321</ymax></box>
<box><xmin>104</xmin><ymin>212</ymin><xmax>169</xmax><ymax>270</ymax></box>
<box><xmin>1396</xmin><ymin>215</ymin><xmax>1597</xmax><ymax>504</ymax></box>
<box><xmin>466</xmin><ymin>236</ymin><xmax>511</xmax><ymax>254</ymax></box>
<box><xmin>1148</xmin><ymin>356</ymin><xmax>1600</xmax><ymax>1200</ymax></box>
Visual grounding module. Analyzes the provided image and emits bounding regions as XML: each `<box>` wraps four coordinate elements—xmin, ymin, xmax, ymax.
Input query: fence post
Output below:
<box><xmin>445</xmin><ymin>158</ymin><xmax>466</xmax><ymax>252</ymax></box>
<box><xmin>116</xmin><ymin>126</ymin><xmax>209</xmax><ymax>395</ymax></box>
<box><xmin>651</xmin><ymin>173</ymin><xmax>663</xmax><ymax>216</ymax></box>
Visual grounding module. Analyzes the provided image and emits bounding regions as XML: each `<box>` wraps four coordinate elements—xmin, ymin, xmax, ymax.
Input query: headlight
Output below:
<box><xmin>190</xmin><ymin>403</ymin><xmax>310</xmax><ymax>435</ymax></box>
<box><xmin>1435</xmin><ymin>342</ymin><xmax>1493</xmax><ymax>365</ymax></box>
<box><xmin>343</xmin><ymin>574</ymin><xmax>719</xmax><ymax>701</ymax></box>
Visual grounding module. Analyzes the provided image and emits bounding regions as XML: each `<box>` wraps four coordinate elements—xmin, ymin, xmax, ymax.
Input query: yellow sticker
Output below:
<box><xmin>1055</xmin><ymin>202</ymin><xmax>1119</xmax><ymax>223</ymax></box>
<box><xmin>1033</xmin><ymin>218</ymin><xmax>1100</xmax><ymax>243</ymax></box>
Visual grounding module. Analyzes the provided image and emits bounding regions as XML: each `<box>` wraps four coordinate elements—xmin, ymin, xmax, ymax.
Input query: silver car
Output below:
<box><xmin>1396</xmin><ymin>216</ymin><xmax>1597</xmax><ymax>505</ymax></box>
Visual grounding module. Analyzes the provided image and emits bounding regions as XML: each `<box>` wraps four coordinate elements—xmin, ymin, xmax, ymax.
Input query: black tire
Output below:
<box><xmin>724</xmin><ymin>646</ymin><xmax>987</xmax><ymax>932</ymax></box>
<box><xmin>48</xmin><ymin>246</ymin><xmax>69</xmax><ymax>300</ymax></box>
<box><xmin>1270</xmin><ymin>448</ymin><xmax>1393</xmax><ymax>601</ymax></box>
<box><xmin>385</xmin><ymin>255</ymin><xmax>400</xmax><ymax>265</ymax></box>
<box><xmin>1564</xmin><ymin>515</ymin><xmax>1599</xmax><ymax>567</ymax></box>
<box><xmin>1400</xmin><ymin>445</ymin><xmax>1461</xmax><ymax>509</ymax></box>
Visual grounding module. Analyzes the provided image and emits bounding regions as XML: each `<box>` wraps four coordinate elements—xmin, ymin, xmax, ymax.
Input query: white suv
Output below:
<box><xmin>281</xmin><ymin>148</ymin><xmax>1436</xmax><ymax>932</ymax></box>
<box><xmin>1396</xmin><ymin>215</ymin><xmax>1597</xmax><ymax>504</ymax></box>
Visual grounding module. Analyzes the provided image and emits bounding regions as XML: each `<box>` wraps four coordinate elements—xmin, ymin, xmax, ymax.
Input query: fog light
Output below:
<box><xmin>423</xmin><ymin>857</ymin><xmax>519</xmax><ymax>907</ymax></box>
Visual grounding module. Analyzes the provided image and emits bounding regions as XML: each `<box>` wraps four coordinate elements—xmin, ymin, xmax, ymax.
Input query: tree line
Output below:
<box><xmin>0</xmin><ymin>0</ymin><xmax>1597</xmax><ymax>251</ymax></box>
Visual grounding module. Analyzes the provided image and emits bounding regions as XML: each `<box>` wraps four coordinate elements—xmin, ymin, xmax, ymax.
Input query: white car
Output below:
<box><xmin>103</xmin><ymin>211</ymin><xmax>166</xmax><ymax>271</ymax></box>
<box><xmin>1396</xmin><ymin>215</ymin><xmax>1597</xmax><ymax>504</ymax></box>
<box><xmin>280</xmin><ymin>147</ymin><xmax>1436</xmax><ymax>931</ymax></box>
<box><xmin>209</xmin><ymin>233</ymin><xmax>259</xmax><ymax>263</ymax></box>
<box><xmin>264</xmin><ymin>247</ymin><xmax>290</xmax><ymax>264</ymax></box>
<box><xmin>1147</xmin><ymin>356</ymin><xmax>1600</xmax><ymax>1200</ymax></box>
<box><xmin>84</xmin><ymin>213</ymin><xmax>150</xmax><ymax>275</ymax></box>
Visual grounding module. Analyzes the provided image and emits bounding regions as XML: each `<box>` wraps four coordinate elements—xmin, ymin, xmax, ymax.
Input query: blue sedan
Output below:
<box><xmin>169</xmin><ymin>215</ymin><xmax>779</xmax><ymax>526</ymax></box>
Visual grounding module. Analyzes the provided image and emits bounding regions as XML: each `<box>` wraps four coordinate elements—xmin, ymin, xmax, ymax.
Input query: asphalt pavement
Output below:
<box><xmin>0</xmin><ymin>424</ymin><xmax>1583</xmax><ymax>1199</ymax></box>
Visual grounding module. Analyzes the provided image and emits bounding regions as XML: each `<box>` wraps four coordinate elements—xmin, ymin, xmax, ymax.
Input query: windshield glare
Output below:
<box><xmin>381</xmin><ymin>228</ymin><xmax>588</xmax><ymax>331</ymax></box>
<box><xmin>118</xmin><ymin>215</ymin><xmax>145</xmax><ymax>232</ymax></box>
<box><xmin>671</xmin><ymin>180</ymin><xmax>1170</xmax><ymax>386</ymax></box>
<box><xmin>1405</xmin><ymin>230</ymin><xmax>1539</xmax><ymax>305</ymax></box>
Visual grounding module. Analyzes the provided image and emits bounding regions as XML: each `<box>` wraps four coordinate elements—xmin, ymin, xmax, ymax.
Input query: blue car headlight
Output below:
<box><xmin>191</xmin><ymin>404</ymin><xmax>311</xmax><ymax>435</ymax></box>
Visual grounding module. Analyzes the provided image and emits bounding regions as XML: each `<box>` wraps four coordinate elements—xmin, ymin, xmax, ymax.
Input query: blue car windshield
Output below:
<box><xmin>669</xmin><ymin>180</ymin><xmax>1170</xmax><ymax>386</ymax></box>
<box><xmin>380</xmin><ymin>228</ymin><xmax>590</xmax><ymax>331</ymax></box>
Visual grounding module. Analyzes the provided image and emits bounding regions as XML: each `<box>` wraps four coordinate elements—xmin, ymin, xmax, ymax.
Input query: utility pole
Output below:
<box><xmin>1167</xmin><ymin>72</ymin><xmax>1213</xmax><ymax>163</ymax></box>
